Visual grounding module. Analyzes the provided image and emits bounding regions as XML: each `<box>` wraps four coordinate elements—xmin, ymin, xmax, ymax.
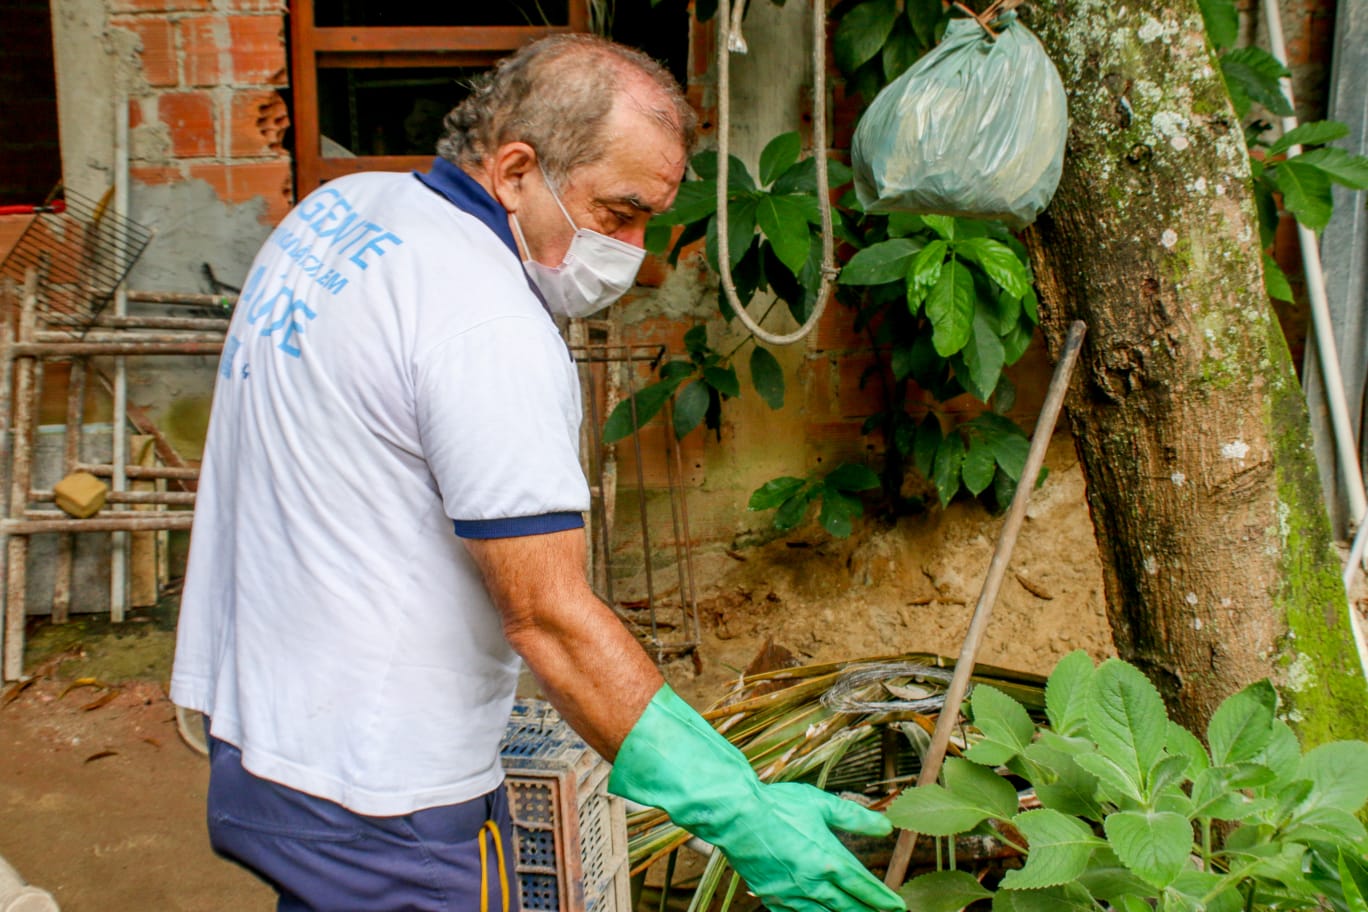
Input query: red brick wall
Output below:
<box><xmin>114</xmin><ymin>0</ymin><xmax>292</xmax><ymax>225</ymax></box>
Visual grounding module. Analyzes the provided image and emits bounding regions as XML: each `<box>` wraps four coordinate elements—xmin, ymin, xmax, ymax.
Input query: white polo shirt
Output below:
<box><xmin>171</xmin><ymin>159</ymin><xmax>590</xmax><ymax>816</ymax></box>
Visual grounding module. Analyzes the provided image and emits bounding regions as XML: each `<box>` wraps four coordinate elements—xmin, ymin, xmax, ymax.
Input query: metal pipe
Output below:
<box><xmin>10</xmin><ymin>342</ymin><xmax>224</xmax><ymax>356</ymax></box>
<box><xmin>30</xmin><ymin>491</ymin><xmax>195</xmax><ymax>507</ymax></box>
<box><xmin>34</xmin><ymin>331</ymin><xmax>226</xmax><ymax>344</ymax></box>
<box><xmin>51</xmin><ymin>357</ymin><xmax>87</xmax><ymax>623</ymax></box>
<box><xmin>1262</xmin><ymin>0</ymin><xmax>1368</xmax><ymax>683</ymax></box>
<box><xmin>3</xmin><ymin>270</ymin><xmax>39</xmax><ymax>681</ymax></box>
<box><xmin>113</xmin><ymin>90</ymin><xmax>130</xmax><ymax>624</ymax></box>
<box><xmin>1262</xmin><ymin>0</ymin><xmax>1368</xmax><ymax>528</ymax></box>
<box><xmin>45</xmin><ymin>314</ymin><xmax>229</xmax><ymax>332</ymax></box>
<box><xmin>1</xmin><ymin>514</ymin><xmax>195</xmax><ymax>534</ymax></box>
<box><xmin>75</xmin><ymin>463</ymin><xmax>199</xmax><ymax>481</ymax></box>
<box><xmin>126</xmin><ymin>290</ymin><xmax>237</xmax><ymax>308</ymax></box>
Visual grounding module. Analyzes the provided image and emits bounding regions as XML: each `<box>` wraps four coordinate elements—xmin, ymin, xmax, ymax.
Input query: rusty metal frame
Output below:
<box><xmin>289</xmin><ymin>0</ymin><xmax>591</xmax><ymax>193</ymax></box>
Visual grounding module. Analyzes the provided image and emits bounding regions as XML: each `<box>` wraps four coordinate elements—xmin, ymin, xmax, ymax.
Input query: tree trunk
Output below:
<box><xmin>1021</xmin><ymin>0</ymin><xmax>1368</xmax><ymax>742</ymax></box>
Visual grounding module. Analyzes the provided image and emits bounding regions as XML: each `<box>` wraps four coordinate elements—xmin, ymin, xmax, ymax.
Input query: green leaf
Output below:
<box><xmin>833</xmin><ymin>0</ymin><xmax>898</xmax><ymax>75</ymax></box>
<box><xmin>759</xmin><ymin>132</ymin><xmax>802</xmax><ymax>187</ymax></box>
<box><xmin>1268</xmin><ymin>120</ymin><xmax>1350</xmax><ymax>156</ymax></box>
<box><xmin>964</xmin><ymin>685</ymin><xmax>1037</xmax><ymax>765</ymax></box>
<box><xmin>959</xmin><ymin>310</ymin><xmax>1007</xmax><ymax>402</ymax></box>
<box><xmin>703</xmin><ymin>365</ymin><xmax>741</xmax><ymax>399</ymax></box>
<box><xmin>913</xmin><ymin>416</ymin><xmax>942</xmax><ymax>480</ymax></box>
<box><xmin>818</xmin><ymin>487</ymin><xmax>862</xmax><ymax>538</ymax></box>
<box><xmin>644</xmin><ymin>221</ymin><xmax>673</xmax><ymax>254</ymax></box>
<box><xmin>927</xmin><ymin>259</ymin><xmax>977</xmax><ymax>356</ymax></box>
<box><xmin>1263</xmin><ymin>253</ymin><xmax>1294</xmax><ymax>302</ymax></box>
<box><xmin>825</xmin><ymin>463</ymin><xmax>881</xmax><ymax>493</ymax></box>
<box><xmin>684</xmin><ymin>324</ymin><xmax>709</xmax><ymax>356</ymax></box>
<box><xmin>957</xmin><ymin>237</ymin><xmax>1032</xmax><ymax>298</ymax></box>
<box><xmin>999</xmin><ymin>809</ymin><xmax>1102</xmax><ymax>889</ymax></box>
<box><xmin>756</xmin><ymin>194</ymin><xmax>816</xmax><ymax>275</ymax></box>
<box><xmin>933</xmin><ymin>431</ymin><xmax>965</xmax><ymax>507</ymax></box>
<box><xmin>922</xmin><ymin>214</ymin><xmax>956</xmax><ymax>240</ymax></box>
<box><xmin>1079</xmin><ymin>845</ymin><xmax>1159</xmax><ymax>902</ymax></box>
<box><xmin>1165</xmin><ymin>720</ymin><xmax>1210</xmax><ymax>778</ymax></box>
<box><xmin>1197</xmin><ymin>0</ymin><xmax>1238</xmax><ymax>49</ymax></box>
<box><xmin>968</xmin><ymin>413</ymin><xmax>1030</xmax><ymax>482</ymax></box>
<box><xmin>991</xmin><ymin>883</ymin><xmax>1096</xmax><ymax>912</ymax></box>
<box><xmin>749</xmin><ymin>476</ymin><xmax>806</xmax><ymax>511</ymax></box>
<box><xmin>1039</xmin><ymin>652</ymin><xmax>1091</xmax><ymax>737</ymax></box>
<box><xmin>1085</xmin><ymin>659</ymin><xmax>1169</xmax><ymax>790</ymax></box>
<box><xmin>1296</xmin><ymin>740</ymin><xmax>1368</xmax><ymax>815</ymax></box>
<box><xmin>770</xmin><ymin>155</ymin><xmax>853</xmax><ymax>195</ymax></box>
<box><xmin>943</xmin><ymin>756</ymin><xmax>1021</xmax><ymax>820</ymax></box>
<box><xmin>1208</xmin><ymin>679</ymin><xmax>1276</xmax><ymax>766</ymax></box>
<box><xmin>774</xmin><ymin>487</ymin><xmax>816</xmax><ymax>530</ymax></box>
<box><xmin>749</xmin><ymin>346</ymin><xmax>785</xmax><ymax>409</ymax></box>
<box><xmin>1251</xmin><ymin>718</ymin><xmax>1301</xmax><ymax>785</ymax></box>
<box><xmin>906</xmin><ymin>239</ymin><xmax>949</xmax><ymax>312</ymax></box>
<box><xmin>672</xmin><ymin>380</ymin><xmax>710</xmax><ymax>439</ymax></box>
<box><xmin>886</xmin><ymin>212</ymin><xmax>927</xmax><ymax>237</ymax></box>
<box><xmin>840</xmin><ymin>238</ymin><xmax>925</xmax><ymax>285</ymax></box>
<box><xmin>1103</xmin><ymin>810</ymin><xmax>1191</xmax><ymax>889</ymax></box>
<box><xmin>1074</xmin><ymin>751</ymin><xmax>1145</xmax><ymax>805</ymax></box>
<box><xmin>705</xmin><ymin>197</ymin><xmax>760</xmax><ymax>270</ymax></box>
<box><xmin>906</xmin><ymin>0</ymin><xmax>944</xmax><ymax>47</ymax></box>
<box><xmin>655</xmin><ymin>179</ymin><xmax>718</xmax><ymax>226</ymax></box>
<box><xmin>1296</xmin><ymin>146</ymin><xmax>1368</xmax><ymax>189</ymax></box>
<box><xmin>1191</xmin><ymin>763</ymin><xmax>1275</xmax><ymax>820</ymax></box>
<box><xmin>690</xmin><ymin>151</ymin><xmax>755</xmax><ymax>191</ymax></box>
<box><xmin>1340</xmin><ymin>851</ymin><xmax>1368</xmax><ymax>912</ymax></box>
<box><xmin>880</xmin><ymin>18</ymin><xmax>923</xmax><ymax>83</ymax></box>
<box><xmin>960</xmin><ymin>435</ymin><xmax>998</xmax><ymax>496</ymax></box>
<box><xmin>602</xmin><ymin>377</ymin><xmax>684</xmax><ymax>443</ymax></box>
<box><xmin>1220</xmin><ymin>47</ymin><xmax>1292</xmax><ymax>119</ymax></box>
<box><xmin>897</xmin><ymin>869</ymin><xmax>994</xmax><ymax>912</ymax></box>
<box><xmin>886</xmin><ymin>764</ymin><xmax>1013</xmax><ymax>835</ymax></box>
<box><xmin>1275</xmin><ymin>159</ymin><xmax>1335</xmax><ymax>230</ymax></box>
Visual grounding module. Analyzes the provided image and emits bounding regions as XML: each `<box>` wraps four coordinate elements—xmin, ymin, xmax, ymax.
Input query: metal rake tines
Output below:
<box><xmin>0</xmin><ymin>189</ymin><xmax>154</xmax><ymax>334</ymax></box>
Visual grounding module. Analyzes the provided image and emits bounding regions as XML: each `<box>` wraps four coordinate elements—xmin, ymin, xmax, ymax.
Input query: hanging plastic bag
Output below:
<box><xmin>851</xmin><ymin>12</ymin><xmax>1068</xmax><ymax>230</ymax></box>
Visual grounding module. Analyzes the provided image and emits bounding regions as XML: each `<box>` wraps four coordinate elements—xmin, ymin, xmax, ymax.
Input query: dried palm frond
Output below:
<box><xmin>628</xmin><ymin>652</ymin><xmax>1047</xmax><ymax>911</ymax></box>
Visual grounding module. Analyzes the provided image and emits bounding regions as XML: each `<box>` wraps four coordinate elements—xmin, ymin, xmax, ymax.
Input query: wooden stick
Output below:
<box><xmin>3</xmin><ymin>269</ymin><xmax>40</xmax><ymax>681</ymax></box>
<box><xmin>884</xmin><ymin>321</ymin><xmax>1087</xmax><ymax>888</ymax></box>
<box><xmin>51</xmin><ymin>358</ymin><xmax>87</xmax><ymax>623</ymax></box>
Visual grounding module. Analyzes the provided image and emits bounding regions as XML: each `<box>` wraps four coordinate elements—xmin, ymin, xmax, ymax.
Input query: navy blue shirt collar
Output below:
<box><xmin>414</xmin><ymin>158</ymin><xmax>519</xmax><ymax>259</ymax></box>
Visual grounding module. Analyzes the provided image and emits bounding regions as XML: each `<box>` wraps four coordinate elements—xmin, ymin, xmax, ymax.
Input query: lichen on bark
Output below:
<box><xmin>1021</xmin><ymin>0</ymin><xmax>1368</xmax><ymax>742</ymax></box>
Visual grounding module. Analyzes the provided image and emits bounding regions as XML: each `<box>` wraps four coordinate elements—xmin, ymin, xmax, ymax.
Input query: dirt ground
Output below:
<box><xmin>0</xmin><ymin>434</ymin><xmax>1114</xmax><ymax>911</ymax></box>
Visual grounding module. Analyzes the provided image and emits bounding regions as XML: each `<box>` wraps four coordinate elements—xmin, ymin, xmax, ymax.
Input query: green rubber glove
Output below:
<box><xmin>608</xmin><ymin>684</ymin><xmax>905</xmax><ymax>912</ymax></box>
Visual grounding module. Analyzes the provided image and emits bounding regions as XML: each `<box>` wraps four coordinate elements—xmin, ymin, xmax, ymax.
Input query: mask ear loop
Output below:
<box><xmin>714</xmin><ymin>0</ymin><xmax>834</xmax><ymax>347</ymax></box>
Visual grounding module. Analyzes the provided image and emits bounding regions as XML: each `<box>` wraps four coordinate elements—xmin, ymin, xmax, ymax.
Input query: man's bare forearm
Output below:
<box><xmin>464</xmin><ymin>528</ymin><xmax>664</xmax><ymax>760</ymax></box>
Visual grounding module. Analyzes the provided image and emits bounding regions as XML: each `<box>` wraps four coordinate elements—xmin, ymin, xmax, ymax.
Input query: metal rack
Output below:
<box><xmin>0</xmin><ymin>270</ymin><xmax>230</xmax><ymax>681</ymax></box>
<box><xmin>569</xmin><ymin>320</ymin><xmax>701</xmax><ymax>667</ymax></box>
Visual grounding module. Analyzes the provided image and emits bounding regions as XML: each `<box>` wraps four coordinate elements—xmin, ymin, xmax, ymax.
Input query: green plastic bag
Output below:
<box><xmin>851</xmin><ymin>13</ymin><xmax>1068</xmax><ymax>230</ymax></box>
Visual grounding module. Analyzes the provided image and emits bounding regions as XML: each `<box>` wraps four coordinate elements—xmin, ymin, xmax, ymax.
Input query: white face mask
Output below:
<box><xmin>511</xmin><ymin>165</ymin><xmax>646</xmax><ymax>319</ymax></box>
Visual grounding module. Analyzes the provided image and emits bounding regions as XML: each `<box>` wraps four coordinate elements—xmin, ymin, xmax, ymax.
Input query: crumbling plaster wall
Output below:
<box><xmin>48</xmin><ymin>0</ymin><xmax>292</xmax><ymax>463</ymax></box>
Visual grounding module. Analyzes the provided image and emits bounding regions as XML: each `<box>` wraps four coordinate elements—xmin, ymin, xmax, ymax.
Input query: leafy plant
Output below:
<box><xmin>1196</xmin><ymin>0</ymin><xmax>1368</xmax><ymax>301</ymax></box>
<box><xmin>887</xmin><ymin>651</ymin><xmax>1368</xmax><ymax>911</ymax></box>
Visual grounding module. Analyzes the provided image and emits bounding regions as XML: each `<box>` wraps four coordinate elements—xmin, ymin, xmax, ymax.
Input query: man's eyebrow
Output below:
<box><xmin>597</xmin><ymin>194</ymin><xmax>656</xmax><ymax>215</ymax></box>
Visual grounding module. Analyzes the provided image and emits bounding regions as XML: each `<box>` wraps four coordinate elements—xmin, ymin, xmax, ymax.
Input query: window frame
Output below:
<box><xmin>289</xmin><ymin>0</ymin><xmax>589</xmax><ymax>192</ymax></box>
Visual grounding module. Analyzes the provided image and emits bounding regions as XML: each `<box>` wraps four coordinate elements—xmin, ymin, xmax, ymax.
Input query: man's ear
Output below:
<box><xmin>487</xmin><ymin>142</ymin><xmax>537</xmax><ymax>214</ymax></box>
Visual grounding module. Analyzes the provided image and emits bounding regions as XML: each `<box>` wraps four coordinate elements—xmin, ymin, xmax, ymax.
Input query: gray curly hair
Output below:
<box><xmin>436</xmin><ymin>34</ymin><xmax>696</xmax><ymax>187</ymax></box>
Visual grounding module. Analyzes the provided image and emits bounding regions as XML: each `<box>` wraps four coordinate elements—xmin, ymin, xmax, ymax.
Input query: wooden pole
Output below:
<box><xmin>3</xmin><ymin>270</ymin><xmax>40</xmax><ymax>681</ymax></box>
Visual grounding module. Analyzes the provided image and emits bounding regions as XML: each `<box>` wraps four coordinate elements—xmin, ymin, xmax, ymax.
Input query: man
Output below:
<box><xmin>171</xmin><ymin>33</ymin><xmax>905</xmax><ymax>912</ymax></box>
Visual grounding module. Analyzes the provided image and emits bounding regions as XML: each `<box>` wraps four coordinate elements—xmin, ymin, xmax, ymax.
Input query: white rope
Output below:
<box><xmin>715</xmin><ymin>0</ymin><xmax>836</xmax><ymax>346</ymax></box>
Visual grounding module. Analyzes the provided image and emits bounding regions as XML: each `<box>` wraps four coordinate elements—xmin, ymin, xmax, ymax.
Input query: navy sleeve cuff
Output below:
<box><xmin>452</xmin><ymin>512</ymin><xmax>584</xmax><ymax>540</ymax></box>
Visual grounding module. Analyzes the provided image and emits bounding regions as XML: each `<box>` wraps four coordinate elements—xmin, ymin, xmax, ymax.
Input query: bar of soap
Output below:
<box><xmin>53</xmin><ymin>471</ymin><xmax>108</xmax><ymax>518</ymax></box>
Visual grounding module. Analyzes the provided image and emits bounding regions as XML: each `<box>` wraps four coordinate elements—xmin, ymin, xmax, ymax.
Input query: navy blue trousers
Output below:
<box><xmin>207</xmin><ymin>735</ymin><xmax>521</xmax><ymax>912</ymax></box>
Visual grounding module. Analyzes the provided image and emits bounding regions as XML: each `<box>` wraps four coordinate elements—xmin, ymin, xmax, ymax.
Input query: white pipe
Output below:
<box><xmin>1262</xmin><ymin>0</ymin><xmax>1368</xmax><ymax>529</ymax></box>
<box><xmin>1263</xmin><ymin>0</ymin><xmax>1368</xmax><ymax>684</ymax></box>
<box><xmin>111</xmin><ymin>92</ymin><xmax>129</xmax><ymax>623</ymax></box>
<box><xmin>1341</xmin><ymin>520</ymin><xmax>1368</xmax><ymax>683</ymax></box>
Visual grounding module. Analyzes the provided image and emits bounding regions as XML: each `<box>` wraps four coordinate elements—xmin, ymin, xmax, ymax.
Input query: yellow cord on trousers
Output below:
<box><xmin>478</xmin><ymin>819</ymin><xmax>510</xmax><ymax>912</ymax></box>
